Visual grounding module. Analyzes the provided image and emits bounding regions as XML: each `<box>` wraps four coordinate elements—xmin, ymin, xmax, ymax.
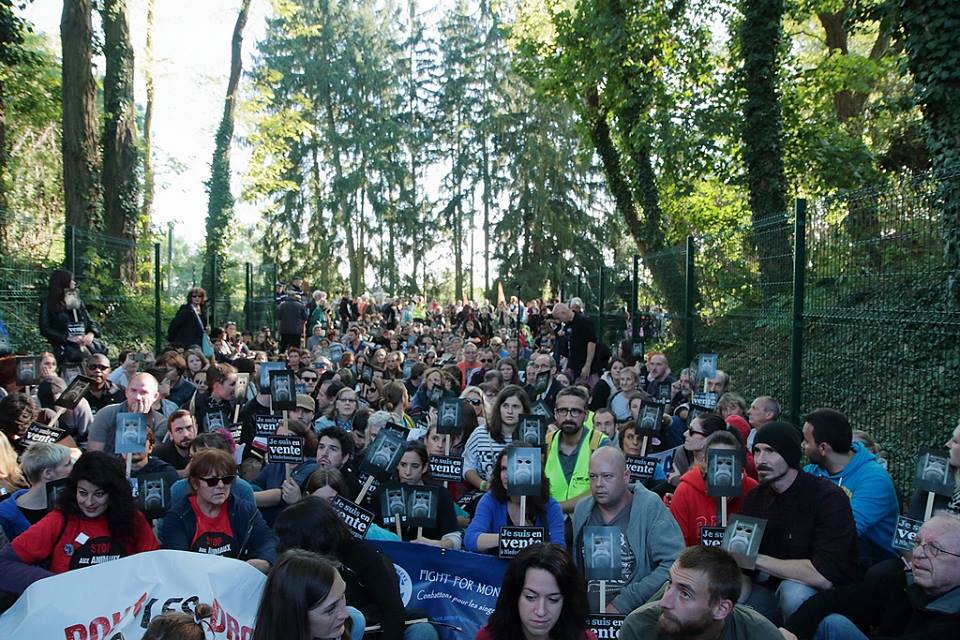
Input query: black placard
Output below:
<box><xmin>534</xmin><ymin>371</ymin><xmax>550</xmax><ymax>394</ymax></box>
<box><xmin>582</xmin><ymin>526</ymin><xmax>621</xmax><ymax>581</ymax></box>
<box><xmin>46</xmin><ymin>478</ymin><xmax>68</xmax><ymax>510</ymax></box>
<box><xmin>15</xmin><ymin>356</ymin><xmax>41</xmax><ymax>386</ymax></box>
<box><xmin>380</xmin><ymin>483</ymin><xmax>407</xmax><ymax>526</ymax></box>
<box><xmin>269</xmin><ymin>369</ymin><xmax>297</xmax><ymax>410</ymax></box>
<box><xmin>429</xmin><ymin>455</ymin><xmax>464</xmax><ymax>482</ymax></box>
<box><xmin>332</xmin><ymin>495</ymin><xmax>374</xmax><ymax>539</ymax></box>
<box><xmin>383</xmin><ymin>421</ymin><xmax>411</xmax><ymax>441</ymax></box>
<box><xmin>259</xmin><ymin>362</ymin><xmax>286</xmax><ymax>393</ymax></box>
<box><xmin>518</xmin><ymin>414</ymin><xmax>547</xmax><ymax>447</ymax></box>
<box><xmin>234</xmin><ymin>373</ymin><xmax>250</xmax><ymax>399</ymax></box>
<box><xmin>360</xmin><ymin>429</ymin><xmax>406</xmax><ymax>482</ymax></box>
<box><xmin>56</xmin><ymin>374</ymin><xmax>95</xmax><ymax>410</ymax></box>
<box><xmin>913</xmin><ymin>447</ymin><xmax>956</xmax><ymax>496</ymax></box>
<box><xmin>892</xmin><ymin>515</ymin><xmax>923</xmax><ymax>552</ymax></box>
<box><xmin>636</xmin><ymin>403</ymin><xmax>663</xmax><ymax>437</ymax></box>
<box><xmin>531</xmin><ymin>401</ymin><xmax>552</xmax><ymax>419</ymax></box>
<box><xmin>707</xmin><ymin>449</ymin><xmax>742</xmax><ymax>497</ymax></box>
<box><xmin>696</xmin><ymin>353</ymin><xmax>718</xmax><ymax>384</ymax></box>
<box><xmin>625</xmin><ymin>455</ymin><xmax>658</xmax><ymax>482</ymax></box>
<box><xmin>115</xmin><ymin>413</ymin><xmax>148</xmax><ymax>454</ymax></box>
<box><xmin>721</xmin><ymin>515</ymin><xmax>767</xmax><ymax>570</ymax></box>
<box><xmin>498</xmin><ymin>526</ymin><xmax>546</xmax><ymax>559</ymax></box>
<box><xmin>227</xmin><ymin>422</ymin><xmax>243</xmax><ymax>443</ymax></box>
<box><xmin>254</xmin><ymin>414</ymin><xmax>283</xmax><ymax>437</ymax></box>
<box><xmin>136</xmin><ymin>473</ymin><xmax>172</xmax><ymax>520</ymax></box>
<box><xmin>587</xmin><ymin>615</ymin><xmax>625</xmax><ymax>640</ymax></box>
<box><xmin>24</xmin><ymin>422</ymin><xmax>67</xmax><ymax>445</ymax></box>
<box><xmin>267</xmin><ymin>435</ymin><xmax>305</xmax><ymax>464</ymax></box>
<box><xmin>507</xmin><ymin>447</ymin><xmax>542</xmax><ymax>497</ymax></box>
<box><xmin>692</xmin><ymin>392</ymin><xmax>719</xmax><ymax>410</ymax></box>
<box><xmin>699</xmin><ymin>526</ymin><xmax>726</xmax><ymax>548</ymax></box>
<box><xmin>205</xmin><ymin>410</ymin><xmax>226</xmax><ymax>433</ymax></box>
<box><xmin>360</xmin><ymin>363</ymin><xmax>375</xmax><ymax>385</ymax></box>
<box><xmin>655</xmin><ymin>384</ymin><xmax>672</xmax><ymax>404</ymax></box>
<box><xmin>405</xmin><ymin>485</ymin><xmax>439</xmax><ymax>529</ymax></box>
<box><xmin>437</xmin><ymin>397</ymin><xmax>462</xmax><ymax>435</ymax></box>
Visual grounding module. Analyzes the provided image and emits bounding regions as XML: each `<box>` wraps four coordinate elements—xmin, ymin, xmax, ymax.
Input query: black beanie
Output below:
<box><xmin>754</xmin><ymin>421</ymin><xmax>803</xmax><ymax>469</ymax></box>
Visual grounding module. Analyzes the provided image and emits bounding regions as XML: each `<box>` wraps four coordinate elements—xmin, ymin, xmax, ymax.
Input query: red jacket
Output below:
<box><xmin>668</xmin><ymin>467</ymin><xmax>758</xmax><ymax>547</ymax></box>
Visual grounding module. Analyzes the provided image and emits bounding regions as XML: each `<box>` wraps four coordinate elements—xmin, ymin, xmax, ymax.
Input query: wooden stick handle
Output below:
<box><xmin>125</xmin><ymin>454</ymin><xmax>132</xmax><ymax>479</ymax></box>
<box><xmin>924</xmin><ymin>491</ymin><xmax>936</xmax><ymax>521</ymax></box>
<box><xmin>641</xmin><ymin>435</ymin><xmax>648</xmax><ymax>458</ymax></box>
<box><xmin>519</xmin><ymin>495</ymin><xmax>527</xmax><ymax>527</ymax></box>
<box><xmin>47</xmin><ymin>407</ymin><xmax>66</xmax><ymax>427</ymax></box>
<box><xmin>600</xmin><ymin>580</ymin><xmax>607</xmax><ymax>612</ymax></box>
<box><xmin>396</xmin><ymin>519</ymin><xmax>403</xmax><ymax>540</ymax></box>
<box><xmin>721</xmin><ymin>496</ymin><xmax>728</xmax><ymax>527</ymax></box>
<box><xmin>355</xmin><ymin>475</ymin><xmax>375</xmax><ymax>504</ymax></box>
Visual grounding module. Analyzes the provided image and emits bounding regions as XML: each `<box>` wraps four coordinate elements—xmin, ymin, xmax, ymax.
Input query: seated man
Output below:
<box><xmin>785</xmin><ymin>512</ymin><xmax>960</xmax><ymax>639</ymax></box>
<box><xmin>801</xmin><ymin>408</ymin><xmax>899</xmax><ymax>567</ymax></box>
<box><xmin>572</xmin><ymin>446</ymin><xmax>682</xmax><ymax>614</ymax></box>
<box><xmin>740</xmin><ymin>422</ymin><xmax>860</xmax><ymax>624</ymax></box>
<box><xmin>620</xmin><ymin>546</ymin><xmax>782</xmax><ymax>640</ymax></box>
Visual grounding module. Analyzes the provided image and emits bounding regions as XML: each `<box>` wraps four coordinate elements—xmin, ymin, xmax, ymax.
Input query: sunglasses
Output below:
<box><xmin>198</xmin><ymin>475</ymin><xmax>236</xmax><ymax>487</ymax></box>
<box><xmin>301</xmin><ymin>376</ymin><xmax>318</xmax><ymax>382</ymax></box>
<box><xmin>466</xmin><ymin>398</ymin><xmax>483</xmax><ymax>406</ymax></box>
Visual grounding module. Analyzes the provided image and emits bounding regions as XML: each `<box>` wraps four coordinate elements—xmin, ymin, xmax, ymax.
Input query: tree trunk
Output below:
<box><xmin>203</xmin><ymin>0</ymin><xmax>251</xmax><ymax>299</ymax></box>
<box><xmin>739</xmin><ymin>0</ymin><xmax>792</xmax><ymax>299</ymax></box>
<box><xmin>61</xmin><ymin>0</ymin><xmax>100</xmax><ymax>233</ymax></box>
<box><xmin>101</xmin><ymin>0</ymin><xmax>140</xmax><ymax>283</ymax></box>
<box><xmin>141</xmin><ymin>0</ymin><xmax>155</xmax><ymax>223</ymax></box>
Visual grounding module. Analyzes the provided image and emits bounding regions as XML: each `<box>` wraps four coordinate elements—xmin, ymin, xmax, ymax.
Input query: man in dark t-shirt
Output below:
<box><xmin>153</xmin><ymin>410</ymin><xmax>196</xmax><ymax>477</ymax></box>
<box><xmin>739</xmin><ymin>422</ymin><xmax>859</xmax><ymax>625</ymax></box>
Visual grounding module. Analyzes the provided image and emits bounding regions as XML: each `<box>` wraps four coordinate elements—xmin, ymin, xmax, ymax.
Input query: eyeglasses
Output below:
<box><xmin>466</xmin><ymin>398</ymin><xmax>483</xmax><ymax>406</ymax></box>
<box><xmin>480</xmin><ymin>358</ymin><xmax>494</xmax><ymax>364</ymax></box>
<box><xmin>198</xmin><ymin>475</ymin><xmax>236</xmax><ymax>487</ymax></box>
<box><xmin>555</xmin><ymin>407</ymin><xmax>585</xmax><ymax>418</ymax></box>
<box><xmin>301</xmin><ymin>376</ymin><xmax>318</xmax><ymax>382</ymax></box>
<box><xmin>191</xmin><ymin>294</ymin><xmax>203</xmax><ymax>299</ymax></box>
<box><xmin>86</xmin><ymin>364</ymin><xmax>109</xmax><ymax>371</ymax></box>
<box><xmin>686</xmin><ymin>428</ymin><xmax>708</xmax><ymax>437</ymax></box>
<box><xmin>915</xmin><ymin>540</ymin><xmax>960</xmax><ymax>559</ymax></box>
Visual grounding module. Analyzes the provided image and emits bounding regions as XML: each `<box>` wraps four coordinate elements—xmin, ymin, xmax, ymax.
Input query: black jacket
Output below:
<box><xmin>38</xmin><ymin>300</ymin><xmax>101</xmax><ymax>365</ymax></box>
<box><xmin>167</xmin><ymin>303</ymin><xmax>207</xmax><ymax>348</ymax></box>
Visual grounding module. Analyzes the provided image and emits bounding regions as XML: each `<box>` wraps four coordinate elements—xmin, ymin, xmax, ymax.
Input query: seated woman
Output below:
<box><xmin>274</xmin><ymin>498</ymin><xmax>437</xmax><ymax>640</ymax></box>
<box><xmin>667</xmin><ymin>413</ymin><xmax>727</xmax><ymax>486</ymax></box>
<box><xmin>906</xmin><ymin>421</ymin><xmax>960</xmax><ymax>518</ymax></box>
<box><xmin>373</xmin><ymin>441</ymin><xmax>461</xmax><ymax>549</ymax></box>
<box><xmin>0</xmin><ymin>451</ymin><xmax>158</xmax><ymax>594</ymax></box>
<box><xmin>477</xmin><ymin>543</ymin><xmax>595</xmax><ymax>640</ymax></box>
<box><xmin>251</xmin><ymin>549</ymin><xmax>358</xmax><ymax>640</ymax></box>
<box><xmin>668</xmin><ymin>430</ymin><xmax>758</xmax><ymax>546</ymax></box>
<box><xmin>0</xmin><ymin>431</ymin><xmax>28</xmax><ymax>498</ymax></box>
<box><xmin>159</xmin><ymin>448</ymin><xmax>275</xmax><ymax>572</ymax></box>
<box><xmin>290</xmin><ymin>466</ymin><xmax>400</xmax><ymax>541</ymax></box>
<box><xmin>170</xmin><ymin>432</ymin><xmax>257</xmax><ymax>504</ymax></box>
<box><xmin>0</xmin><ymin>442</ymin><xmax>72</xmax><ymax>540</ymax></box>
<box><xmin>464</xmin><ymin>444</ymin><xmax>565</xmax><ymax>553</ymax></box>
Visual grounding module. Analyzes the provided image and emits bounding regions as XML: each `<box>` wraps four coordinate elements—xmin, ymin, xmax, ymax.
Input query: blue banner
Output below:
<box><xmin>370</xmin><ymin>541</ymin><xmax>508</xmax><ymax>640</ymax></box>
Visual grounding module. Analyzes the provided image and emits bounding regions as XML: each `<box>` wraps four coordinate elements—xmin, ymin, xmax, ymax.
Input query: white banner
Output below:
<box><xmin>0</xmin><ymin>550</ymin><xmax>265</xmax><ymax>640</ymax></box>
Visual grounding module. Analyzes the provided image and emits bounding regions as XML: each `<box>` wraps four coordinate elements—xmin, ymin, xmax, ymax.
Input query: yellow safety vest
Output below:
<box><xmin>544</xmin><ymin>427</ymin><xmax>603</xmax><ymax>502</ymax></box>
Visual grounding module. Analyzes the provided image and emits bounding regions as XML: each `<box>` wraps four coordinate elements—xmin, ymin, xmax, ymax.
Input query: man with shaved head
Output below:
<box><xmin>87</xmin><ymin>372</ymin><xmax>163</xmax><ymax>454</ymax></box>
<box><xmin>572</xmin><ymin>445</ymin><xmax>683</xmax><ymax>614</ymax></box>
<box><xmin>552</xmin><ymin>301</ymin><xmax>598</xmax><ymax>388</ymax></box>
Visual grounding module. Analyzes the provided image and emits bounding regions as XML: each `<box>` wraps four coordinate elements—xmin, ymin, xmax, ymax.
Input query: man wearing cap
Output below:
<box><xmin>290</xmin><ymin>394</ymin><xmax>316</xmax><ymax>425</ymax></box>
<box><xmin>739</xmin><ymin>421</ymin><xmax>859</xmax><ymax>625</ymax></box>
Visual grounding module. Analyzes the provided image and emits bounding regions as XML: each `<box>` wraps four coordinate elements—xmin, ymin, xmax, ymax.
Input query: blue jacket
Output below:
<box><xmin>804</xmin><ymin>441</ymin><xmax>899</xmax><ymax>564</ymax></box>
<box><xmin>159</xmin><ymin>495</ymin><xmax>277</xmax><ymax>565</ymax></box>
<box><xmin>0</xmin><ymin>489</ymin><xmax>30</xmax><ymax>541</ymax></box>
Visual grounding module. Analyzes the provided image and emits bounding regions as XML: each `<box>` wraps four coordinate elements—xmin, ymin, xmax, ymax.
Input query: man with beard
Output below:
<box><xmin>572</xmin><ymin>447</ymin><xmax>682</xmax><ymax>613</ymax></box>
<box><xmin>621</xmin><ymin>546</ymin><xmax>781</xmax><ymax>640</ymax></box>
<box><xmin>740</xmin><ymin>422</ymin><xmax>859</xmax><ymax>625</ymax></box>
<box><xmin>82</xmin><ymin>354</ymin><xmax>124</xmax><ymax>415</ymax></box>
<box><xmin>544</xmin><ymin>387</ymin><xmax>609</xmax><ymax>513</ymax></box>
<box><xmin>153</xmin><ymin>410</ymin><xmax>197</xmax><ymax>477</ymax></box>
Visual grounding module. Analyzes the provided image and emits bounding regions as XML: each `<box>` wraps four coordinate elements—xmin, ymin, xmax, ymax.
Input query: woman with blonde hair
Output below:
<box><xmin>0</xmin><ymin>432</ymin><xmax>27</xmax><ymax>496</ymax></box>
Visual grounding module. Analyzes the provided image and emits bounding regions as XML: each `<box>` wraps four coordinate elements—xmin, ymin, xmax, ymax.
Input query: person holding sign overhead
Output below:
<box><xmin>465</xmin><ymin>444</ymin><xmax>565</xmax><ymax>553</ymax></box>
<box><xmin>159</xmin><ymin>448</ymin><xmax>275</xmax><ymax>573</ymax></box>
<box><xmin>572</xmin><ymin>447</ymin><xmax>682</xmax><ymax>614</ymax></box>
<box><xmin>668</xmin><ymin>431</ymin><xmax>758</xmax><ymax>546</ymax></box>
<box><xmin>0</xmin><ymin>451</ymin><xmax>158</xmax><ymax>594</ymax></box>
<box><xmin>478</xmin><ymin>543</ymin><xmax>594</xmax><ymax>640</ymax></box>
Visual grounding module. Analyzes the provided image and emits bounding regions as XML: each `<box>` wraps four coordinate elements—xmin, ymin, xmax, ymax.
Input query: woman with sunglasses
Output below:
<box><xmin>160</xmin><ymin>448</ymin><xmax>276</xmax><ymax>573</ymax></box>
<box><xmin>667</xmin><ymin>412</ymin><xmax>727</xmax><ymax>487</ymax></box>
<box><xmin>0</xmin><ymin>451</ymin><xmax>158</xmax><ymax>594</ymax></box>
<box><xmin>167</xmin><ymin>287</ymin><xmax>208</xmax><ymax>349</ymax></box>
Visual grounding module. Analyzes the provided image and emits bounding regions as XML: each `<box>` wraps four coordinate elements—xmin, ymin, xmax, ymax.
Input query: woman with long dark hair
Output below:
<box><xmin>464</xmin><ymin>444</ymin><xmax>565</xmax><ymax>553</ymax></box>
<box><xmin>251</xmin><ymin>549</ymin><xmax>353</xmax><ymax>640</ymax></box>
<box><xmin>462</xmin><ymin>385</ymin><xmax>530</xmax><ymax>492</ymax></box>
<box><xmin>0</xmin><ymin>451</ymin><xmax>158</xmax><ymax>593</ymax></box>
<box><xmin>38</xmin><ymin>268</ymin><xmax>102</xmax><ymax>369</ymax></box>
<box><xmin>478</xmin><ymin>543</ymin><xmax>594</xmax><ymax>640</ymax></box>
<box><xmin>273</xmin><ymin>497</ymin><xmax>437</xmax><ymax>640</ymax></box>
<box><xmin>167</xmin><ymin>287</ymin><xmax>209</xmax><ymax>349</ymax></box>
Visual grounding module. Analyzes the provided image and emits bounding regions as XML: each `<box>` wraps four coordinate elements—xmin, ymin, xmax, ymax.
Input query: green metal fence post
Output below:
<box><xmin>790</xmin><ymin>199</ymin><xmax>807</xmax><ymax>425</ymax></box>
<box><xmin>245</xmin><ymin>262</ymin><xmax>253</xmax><ymax>331</ymax></box>
<box><xmin>631</xmin><ymin>254</ymin><xmax>639</xmax><ymax>343</ymax></box>
<box><xmin>154</xmin><ymin>242</ymin><xmax>161</xmax><ymax>355</ymax></box>
<box><xmin>684</xmin><ymin>236</ymin><xmax>696</xmax><ymax>367</ymax></box>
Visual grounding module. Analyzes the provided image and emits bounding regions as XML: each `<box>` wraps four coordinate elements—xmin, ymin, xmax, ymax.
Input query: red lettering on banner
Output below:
<box><xmin>89</xmin><ymin>616</ymin><xmax>111</xmax><ymax>640</ymax></box>
<box><xmin>210</xmin><ymin>599</ymin><xmax>225</xmax><ymax>632</ymax></box>
<box><xmin>226</xmin><ymin>612</ymin><xmax>240</xmax><ymax>640</ymax></box>
<box><xmin>63</xmin><ymin>624</ymin><xmax>86</xmax><ymax>640</ymax></box>
<box><xmin>132</xmin><ymin>592</ymin><xmax>148</xmax><ymax>618</ymax></box>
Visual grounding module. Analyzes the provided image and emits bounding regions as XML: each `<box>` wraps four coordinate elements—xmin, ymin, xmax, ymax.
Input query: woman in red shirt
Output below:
<box><xmin>477</xmin><ymin>543</ymin><xmax>596</xmax><ymax>640</ymax></box>
<box><xmin>0</xmin><ymin>451</ymin><xmax>158</xmax><ymax>593</ymax></box>
<box><xmin>668</xmin><ymin>430</ymin><xmax>758</xmax><ymax>546</ymax></box>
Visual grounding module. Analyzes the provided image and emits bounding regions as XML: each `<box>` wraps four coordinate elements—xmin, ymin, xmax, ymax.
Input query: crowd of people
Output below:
<box><xmin>0</xmin><ymin>268</ymin><xmax>957</xmax><ymax>639</ymax></box>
